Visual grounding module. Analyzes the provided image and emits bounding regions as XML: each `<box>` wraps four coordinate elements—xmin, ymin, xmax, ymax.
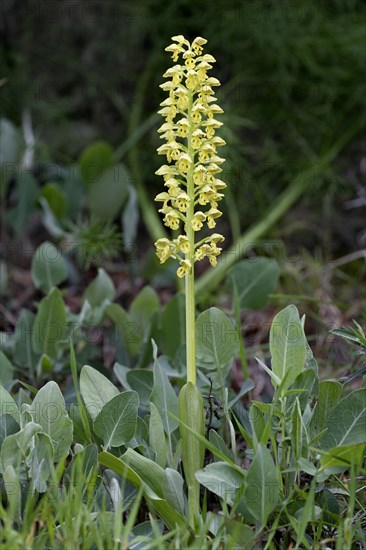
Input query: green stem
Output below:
<box><xmin>185</xmin><ymin>91</ymin><xmax>196</xmax><ymax>385</ymax></box>
<box><xmin>185</xmin><ymin>272</ymin><xmax>196</xmax><ymax>384</ymax></box>
<box><xmin>178</xmin><ymin>91</ymin><xmax>205</xmax><ymax>530</ymax></box>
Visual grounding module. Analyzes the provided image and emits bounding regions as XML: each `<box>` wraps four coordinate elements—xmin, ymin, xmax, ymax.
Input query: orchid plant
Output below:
<box><xmin>154</xmin><ymin>35</ymin><xmax>226</xmax><ymax>526</ymax></box>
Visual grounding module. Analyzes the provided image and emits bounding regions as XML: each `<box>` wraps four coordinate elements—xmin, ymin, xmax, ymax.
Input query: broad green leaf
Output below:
<box><xmin>39</xmin><ymin>183</ymin><xmax>67</xmax><ymax>219</ymax></box>
<box><xmin>37</xmin><ymin>353</ymin><xmax>53</xmax><ymax>375</ymax></box>
<box><xmin>1</xmin><ymin>422</ymin><xmax>42</xmax><ymax>471</ymax></box>
<box><xmin>27</xmin><ymin>432</ymin><xmax>54</xmax><ymax>493</ymax></box>
<box><xmin>30</xmin><ymin>381</ymin><xmax>73</xmax><ymax>460</ymax></box>
<box><xmin>320</xmin><ymin>442</ymin><xmax>366</xmax><ymax>470</ymax></box>
<box><xmin>224</xmin><ymin>519</ymin><xmax>255</xmax><ymax>550</ymax></box>
<box><xmin>105</xmin><ymin>303</ymin><xmax>142</xmax><ymax>356</ymax></box>
<box><xmin>122</xmin><ymin>448</ymin><xmax>165</xmax><ymax>499</ymax></box>
<box><xmin>6</xmin><ymin>170</ymin><xmax>38</xmax><ymax>234</ymax></box>
<box><xmin>286</xmin><ymin>369</ymin><xmax>318</xmax><ymax>413</ymax></box>
<box><xmin>98</xmin><ymin>451</ymin><xmax>185</xmax><ymax>530</ymax></box>
<box><xmin>163</xmin><ymin>468</ymin><xmax>185</xmax><ymax>516</ymax></box>
<box><xmin>0</xmin><ymin>385</ymin><xmax>20</xmax><ymax>422</ymax></box>
<box><xmin>80</xmin><ymin>365</ymin><xmax>119</xmax><ymax>420</ymax></box>
<box><xmin>57</xmin><ymin>166</ymin><xmax>83</xmax><ymax>220</ymax></box>
<box><xmin>113</xmin><ymin>363</ymin><xmax>131</xmax><ymax>389</ymax></box>
<box><xmin>32</xmin><ymin>287</ymin><xmax>66</xmax><ymax>357</ymax></box>
<box><xmin>31</xmin><ymin>242</ymin><xmax>67</xmax><ymax>293</ymax></box>
<box><xmin>150</xmin><ymin>354</ymin><xmax>178</xmax><ymax>434</ymax></box>
<box><xmin>129</xmin><ymin>520</ymin><xmax>163</xmax><ymax>543</ymax></box>
<box><xmin>310</xmin><ymin>380</ymin><xmax>343</xmax><ymax>438</ymax></box>
<box><xmin>297</xmin><ymin>457</ymin><xmax>318</xmax><ymax>477</ymax></box>
<box><xmin>13</xmin><ymin>310</ymin><xmax>37</xmax><ymax>369</ymax></box>
<box><xmin>94</xmin><ymin>391</ymin><xmax>138</xmax><ymax>449</ymax></box>
<box><xmin>244</xmin><ymin>444</ymin><xmax>280</xmax><ymax>527</ymax></box>
<box><xmin>83</xmin><ymin>268</ymin><xmax>115</xmax><ymax>307</ymax></box>
<box><xmin>99</xmin><ymin>451</ymin><xmax>144</xmax><ymax>489</ymax></box>
<box><xmin>126</xmin><ymin>369</ymin><xmax>153</xmax><ymax>406</ymax></box>
<box><xmin>79</xmin><ymin>140</ymin><xmax>114</xmax><ymax>187</ymax></box>
<box><xmin>0</xmin><ymin>118</ymin><xmax>22</xmax><ymax>197</ymax></box>
<box><xmin>305</xmin><ymin>336</ymin><xmax>318</xmax><ymax>374</ymax></box>
<box><xmin>0</xmin><ymin>414</ymin><xmax>19</xmax><ymax>445</ymax></box>
<box><xmin>39</xmin><ymin>196</ymin><xmax>65</xmax><ymax>239</ymax></box>
<box><xmin>0</xmin><ymin>350</ymin><xmax>13</xmax><ymax>387</ymax></box>
<box><xmin>319</xmin><ymin>389</ymin><xmax>366</xmax><ymax>450</ymax></box>
<box><xmin>227</xmin><ymin>258</ymin><xmax>280</xmax><ymax>309</ymax></box>
<box><xmin>69</xmin><ymin>339</ymin><xmax>91</xmax><ymax>448</ymax></box>
<box><xmin>249</xmin><ymin>403</ymin><xmax>266</xmax><ymax>447</ymax></box>
<box><xmin>129</xmin><ymin>286</ymin><xmax>160</xmax><ymax>341</ymax></box>
<box><xmin>0</xmin><ymin>119</ymin><xmax>20</xmax><ymax>165</ymax></box>
<box><xmin>196</xmin><ymin>307</ymin><xmax>239</xmax><ymax>370</ymax></box>
<box><xmin>269</xmin><ymin>305</ymin><xmax>306</xmax><ymax>390</ymax></box>
<box><xmin>103</xmin><ymin>468</ymin><xmax>137</xmax><ymax>511</ymax></box>
<box><xmin>316</xmin><ymin>489</ymin><xmax>340</xmax><ymax>523</ymax></box>
<box><xmin>209</xmin><ymin>430</ymin><xmax>233</xmax><ymax>462</ymax></box>
<box><xmin>3</xmin><ymin>465</ymin><xmax>21</xmax><ymax>521</ymax></box>
<box><xmin>88</xmin><ymin>164</ymin><xmax>130</xmax><ymax>221</ymax></box>
<box><xmin>161</xmin><ymin>293</ymin><xmax>186</xmax><ymax>358</ymax></box>
<box><xmin>131</xmin><ymin>417</ymin><xmax>149</xmax><ymax>449</ymax></box>
<box><xmin>149</xmin><ymin>402</ymin><xmax>167</xmax><ymax>468</ymax></box>
<box><xmin>196</xmin><ymin>462</ymin><xmax>244</xmax><ymax>503</ymax></box>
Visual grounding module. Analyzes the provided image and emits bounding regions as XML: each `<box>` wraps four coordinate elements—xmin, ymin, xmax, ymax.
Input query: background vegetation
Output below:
<box><xmin>0</xmin><ymin>0</ymin><xmax>365</xmax><ymax>548</ymax></box>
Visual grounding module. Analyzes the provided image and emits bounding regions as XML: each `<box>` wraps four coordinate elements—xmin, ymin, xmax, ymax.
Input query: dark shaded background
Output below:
<box><xmin>1</xmin><ymin>0</ymin><xmax>365</xmax><ymax>363</ymax></box>
<box><xmin>1</xmin><ymin>1</ymin><xmax>365</xmax><ymax>220</ymax></box>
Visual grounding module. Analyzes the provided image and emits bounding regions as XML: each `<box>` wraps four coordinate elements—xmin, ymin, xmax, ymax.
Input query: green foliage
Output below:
<box><xmin>79</xmin><ymin>140</ymin><xmax>114</xmax><ymax>187</ymax></box>
<box><xmin>227</xmin><ymin>258</ymin><xmax>280</xmax><ymax>310</ymax></box>
<box><xmin>67</xmin><ymin>220</ymin><xmax>123</xmax><ymax>269</ymax></box>
<box><xmin>196</xmin><ymin>307</ymin><xmax>239</xmax><ymax>371</ymax></box>
<box><xmin>93</xmin><ymin>391</ymin><xmax>138</xmax><ymax>449</ymax></box>
<box><xmin>151</xmin><ymin>353</ymin><xmax>179</xmax><ymax>434</ymax></box>
<box><xmin>31</xmin><ymin>242</ymin><xmax>68</xmax><ymax>294</ymax></box>
<box><xmin>0</xmin><ymin>118</ymin><xmax>23</xmax><ymax>199</ymax></box>
<box><xmin>0</xmin><ymin>307</ymin><xmax>365</xmax><ymax>547</ymax></box>
<box><xmin>243</xmin><ymin>444</ymin><xmax>280</xmax><ymax>528</ymax></box>
<box><xmin>269</xmin><ymin>304</ymin><xmax>307</xmax><ymax>390</ymax></box>
<box><xmin>178</xmin><ymin>382</ymin><xmax>205</xmax><ymax>526</ymax></box>
<box><xmin>1</xmin><ymin>2</ymin><xmax>365</xmax><ymax>545</ymax></box>
<box><xmin>0</xmin><ymin>351</ymin><xmax>14</xmax><ymax>388</ymax></box>
<box><xmin>318</xmin><ymin>390</ymin><xmax>366</xmax><ymax>449</ymax></box>
<box><xmin>39</xmin><ymin>183</ymin><xmax>67</xmax><ymax>220</ymax></box>
<box><xmin>29</xmin><ymin>381</ymin><xmax>73</xmax><ymax>461</ymax></box>
<box><xmin>6</xmin><ymin>171</ymin><xmax>38</xmax><ymax>235</ymax></box>
<box><xmin>82</xmin><ymin>267</ymin><xmax>116</xmax><ymax>308</ymax></box>
<box><xmin>87</xmin><ymin>164</ymin><xmax>130</xmax><ymax>222</ymax></box>
<box><xmin>32</xmin><ymin>288</ymin><xmax>67</xmax><ymax>358</ymax></box>
<box><xmin>80</xmin><ymin>365</ymin><xmax>119</xmax><ymax>421</ymax></box>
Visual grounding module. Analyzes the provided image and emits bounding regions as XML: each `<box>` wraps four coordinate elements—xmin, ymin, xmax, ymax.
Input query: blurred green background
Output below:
<box><xmin>0</xmin><ymin>0</ymin><xmax>365</xmax><ymax>305</ymax></box>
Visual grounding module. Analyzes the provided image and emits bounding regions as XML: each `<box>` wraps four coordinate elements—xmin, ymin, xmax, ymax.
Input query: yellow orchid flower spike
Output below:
<box><xmin>155</xmin><ymin>37</ymin><xmax>226</xmax><ymax>282</ymax></box>
<box><xmin>155</xmin><ymin>34</ymin><xmax>226</xmax><ymax>379</ymax></box>
<box><xmin>154</xmin><ymin>36</ymin><xmax>227</xmax><ymax>528</ymax></box>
